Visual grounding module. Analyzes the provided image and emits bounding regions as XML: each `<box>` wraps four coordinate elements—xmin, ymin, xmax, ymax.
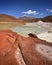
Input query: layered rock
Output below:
<box><xmin>0</xmin><ymin>30</ymin><xmax>52</xmax><ymax>65</ymax></box>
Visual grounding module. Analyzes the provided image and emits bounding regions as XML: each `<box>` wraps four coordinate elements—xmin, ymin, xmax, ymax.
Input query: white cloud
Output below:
<box><xmin>22</xmin><ymin>10</ymin><xmax>39</xmax><ymax>15</ymax></box>
<box><xmin>46</xmin><ymin>9</ymin><xmax>52</xmax><ymax>12</ymax></box>
<box><xmin>50</xmin><ymin>9</ymin><xmax>52</xmax><ymax>12</ymax></box>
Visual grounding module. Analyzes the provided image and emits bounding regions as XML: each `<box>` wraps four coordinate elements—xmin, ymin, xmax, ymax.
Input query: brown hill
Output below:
<box><xmin>0</xmin><ymin>14</ymin><xmax>52</xmax><ymax>23</ymax></box>
<box><xmin>19</xmin><ymin>15</ymin><xmax>52</xmax><ymax>22</ymax></box>
<box><xmin>0</xmin><ymin>14</ymin><xmax>24</xmax><ymax>22</ymax></box>
<box><xmin>42</xmin><ymin>15</ymin><xmax>52</xmax><ymax>22</ymax></box>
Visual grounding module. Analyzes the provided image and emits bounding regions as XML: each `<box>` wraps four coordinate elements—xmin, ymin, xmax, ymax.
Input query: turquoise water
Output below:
<box><xmin>11</xmin><ymin>26</ymin><xmax>49</xmax><ymax>37</ymax></box>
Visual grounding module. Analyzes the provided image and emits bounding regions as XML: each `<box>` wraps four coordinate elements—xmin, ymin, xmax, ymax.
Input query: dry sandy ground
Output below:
<box><xmin>0</xmin><ymin>22</ymin><xmax>25</xmax><ymax>30</ymax></box>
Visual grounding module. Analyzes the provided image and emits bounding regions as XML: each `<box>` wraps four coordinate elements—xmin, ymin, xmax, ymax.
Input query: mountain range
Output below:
<box><xmin>0</xmin><ymin>14</ymin><xmax>52</xmax><ymax>23</ymax></box>
<box><xmin>0</xmin><ymin>14</ymin><xmax>24</xmax><ymax>22</ymax></box>
<box><xmin>19</xmin><ymin>15</ymin><xmax>52</xmax><ymax>22</ymax></box>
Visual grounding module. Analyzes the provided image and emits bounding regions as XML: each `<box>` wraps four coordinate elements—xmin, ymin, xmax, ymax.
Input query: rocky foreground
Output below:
<box><xmin>0</xmin><ymin>30</ymin><xmax>52</xmax><ymax>65</ymax></box>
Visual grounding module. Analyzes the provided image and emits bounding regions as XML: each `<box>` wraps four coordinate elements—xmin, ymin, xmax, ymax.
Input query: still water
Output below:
<box><xmin>11</xmin><ymin>25</ymin><xmax>50</xmax><ymax>37</ymax></box>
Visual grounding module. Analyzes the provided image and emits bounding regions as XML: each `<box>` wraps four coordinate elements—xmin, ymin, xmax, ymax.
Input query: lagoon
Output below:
<box><xmin>11</xmin><ymin>23</ymin><xmax>52</xmax><ymax>36</ymax></box>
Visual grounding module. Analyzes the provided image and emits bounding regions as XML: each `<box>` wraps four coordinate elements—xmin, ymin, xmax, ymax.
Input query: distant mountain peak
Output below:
<box><xmin>19</xmin><ymin>16</ymin><xmax>34</xmax><ymax>20</ymax></box>
<box><xmin>19</xmin><ymin>15</ymin><xmax>52</xmax><ymax>22</ymax></box>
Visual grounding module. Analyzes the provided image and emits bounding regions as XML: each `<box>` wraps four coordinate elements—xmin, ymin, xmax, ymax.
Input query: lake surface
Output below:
<box><xmin>12</xmin><ymin>23</ymin><xmax>52</xmax><ymax>36</ymax></box>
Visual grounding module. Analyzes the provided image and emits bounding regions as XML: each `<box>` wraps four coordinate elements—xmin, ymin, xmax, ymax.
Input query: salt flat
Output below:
<box><xmin>37</xmin><ymin>32</ymin><xmax>52</xmax><ymax>43</ymax></box>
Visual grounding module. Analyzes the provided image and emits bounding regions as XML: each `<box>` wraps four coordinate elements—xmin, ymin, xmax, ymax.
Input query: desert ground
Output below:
<box><xmin>0</xmin><ymin>22</ymin><xmax>25</xmax><ymax>30</ymax></box>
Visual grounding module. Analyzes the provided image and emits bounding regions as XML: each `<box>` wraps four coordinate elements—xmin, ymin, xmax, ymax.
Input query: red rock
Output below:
<box><xmin>0</xmin><ymin>30</ymin><xmax>52</xmax><ymax>65</ymax></box>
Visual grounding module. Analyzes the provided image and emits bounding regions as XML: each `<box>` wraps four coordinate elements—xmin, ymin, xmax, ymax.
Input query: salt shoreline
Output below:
<box><xmin>37</xmin><ymin>32</ymin><xmax>52</xmax><ymax>43</ymax></box>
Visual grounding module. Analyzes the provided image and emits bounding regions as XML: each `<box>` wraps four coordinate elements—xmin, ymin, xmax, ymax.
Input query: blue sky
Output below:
<box><xmin>0</xmin><ymin>0</ymin><xmax>52</xmax><ymax>18</ymax></box>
